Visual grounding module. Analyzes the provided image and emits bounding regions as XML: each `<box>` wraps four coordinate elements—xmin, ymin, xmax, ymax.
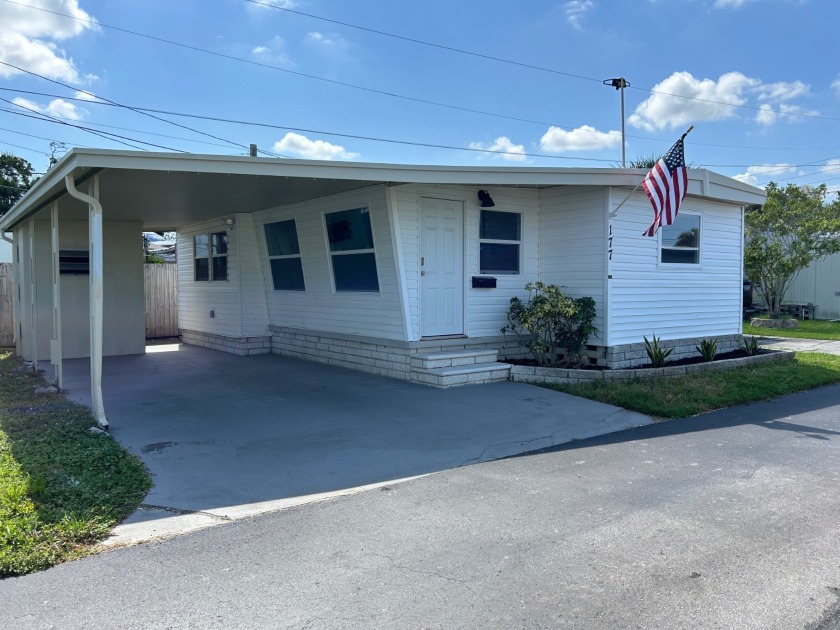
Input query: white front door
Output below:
<box><xmin>420</xmin><ymin>197</ymin><xmax>464</xmax><ymax>337</ymax></box>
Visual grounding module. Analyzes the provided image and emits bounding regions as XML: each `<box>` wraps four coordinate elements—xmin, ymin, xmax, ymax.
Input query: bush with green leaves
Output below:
<box><xmin>696</xmin><ymin>338</ymin><xmax>718</xmax><ymax>362</ymax></box>
<box><xmin>644</xmin><ymin>334</ymin><xmax>674</xmax><ymax>368</ymax></box>
<box><xmin>740</xmin><ymin>335</ymin><xmax>763</xmax><ymax>356</ymax></box>
<box><xmin>502</xmin><ymin>282</ymin><xmax>598</xmax><ymax>367</ymax></box>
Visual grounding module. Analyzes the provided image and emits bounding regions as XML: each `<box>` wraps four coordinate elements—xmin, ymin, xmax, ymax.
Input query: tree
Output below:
<box><xmin>1</xmin><ymin>153</ymin><xmax>35</xmax><ymax>216</ymax></box>
<box><xmin>744</xmin><ymin>182</ymin><xmax>840</xmax><ymax>319</ymax></box>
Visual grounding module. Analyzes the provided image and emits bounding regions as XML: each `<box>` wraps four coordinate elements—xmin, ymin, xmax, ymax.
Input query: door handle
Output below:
<box><xmin>421</xmin><ymin>271</ymin><xmax>426</xmax><ymax>276</ymax></box>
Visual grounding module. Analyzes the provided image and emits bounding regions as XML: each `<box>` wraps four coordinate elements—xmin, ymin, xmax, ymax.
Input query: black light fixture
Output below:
<box><xmin>478</xmin><ymin>189</ymin><xmax>495</xmax><ymax>208</ymax></box>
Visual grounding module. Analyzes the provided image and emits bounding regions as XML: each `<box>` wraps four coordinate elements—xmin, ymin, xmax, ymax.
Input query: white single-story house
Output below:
<box><xmin>0</xmin><ymin>148</ymin><xmax>764</xmax><ymax>426</ymax></box>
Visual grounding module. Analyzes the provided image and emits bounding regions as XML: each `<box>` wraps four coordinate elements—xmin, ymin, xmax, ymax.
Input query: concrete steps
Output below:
<box><xmin>410</xmin><ymin>350</ymin><xmax>511</xmax><ymax>387</ymax></box>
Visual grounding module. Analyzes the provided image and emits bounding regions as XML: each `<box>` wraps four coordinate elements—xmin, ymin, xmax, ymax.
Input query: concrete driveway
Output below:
<box><xmin>60</xmin><ymin>345</ymin><xmax>649</xmax><ymax>540</ymax></box>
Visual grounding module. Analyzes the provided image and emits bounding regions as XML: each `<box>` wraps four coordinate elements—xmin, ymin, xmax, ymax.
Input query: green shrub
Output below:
<box><xmin>696</xmin><ymin>338</ymin><xmax>718</xmax><ymax>362</ymax></box>
<box><xmin>740</xmin><ymin>335</ymin><xmax>763</xmax><ymax>356</ymax></box>
<box><xmin>644</xmin><ymin>334</ymin><xmax>673</xmax><ymax>368</ymax></box>
<box><xmin>502</xmin><ymin>282</ymin><xmax>598</xmax><ymax>367</ymax></box>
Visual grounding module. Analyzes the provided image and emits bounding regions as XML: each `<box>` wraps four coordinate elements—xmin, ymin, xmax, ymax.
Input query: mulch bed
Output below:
<box><xmin>505</xmin><ymin>348</ymin><xmax>762</xmax><ymax>371</ymax></box>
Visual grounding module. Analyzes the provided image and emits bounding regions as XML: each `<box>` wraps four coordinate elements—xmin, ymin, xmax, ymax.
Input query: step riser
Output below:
<box><xmin>410</xmin><ymin>350</ymin><xmax>499</xmax><ymax>370</ymax></box>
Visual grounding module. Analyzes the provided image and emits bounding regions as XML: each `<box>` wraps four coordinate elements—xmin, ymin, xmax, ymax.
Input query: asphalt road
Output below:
<box><xmin>2</xmin><ymin>385</ymin><xmax>840</xmax><ymax>629</ymax></box>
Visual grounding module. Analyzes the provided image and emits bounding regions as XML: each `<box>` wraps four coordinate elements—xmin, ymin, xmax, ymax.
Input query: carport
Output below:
<box><xmin>0</xmin><ymin>149</ymin><xmax>402</xmax><ymax>427</ymax></box>
<box><xmin>59</xmin><ymin>344</ymin><xmax>648</xmax><ymax>535</ymax></box>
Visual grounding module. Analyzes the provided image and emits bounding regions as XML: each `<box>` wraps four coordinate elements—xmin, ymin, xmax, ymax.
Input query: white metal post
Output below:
<box><xmin>50</xmin><ymin>202</ymin><xmax>63</xmax><ymax>389</ymax></box>
<box><xmin>64</xmin><ymin>174</ymin><xmax>108</xmax><ymax>429</ymax></box>
<box><xmin>28</xmin><ymin>217</ymin><xmax>38</xmax><ymax>372</ymax></box>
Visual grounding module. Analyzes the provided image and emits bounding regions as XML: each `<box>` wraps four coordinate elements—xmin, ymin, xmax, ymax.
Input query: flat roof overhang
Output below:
<box><xmin>1</xmin><ymin>149</ymin><xmax>767</xmax><ymax>232</ymax></box>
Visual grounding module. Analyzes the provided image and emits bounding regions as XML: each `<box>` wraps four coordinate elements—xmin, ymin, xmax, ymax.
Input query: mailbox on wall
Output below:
<box><xmin>472</xmin><ymin>276</ymin><xmax>497</xmax><ymax>289</ymax></box>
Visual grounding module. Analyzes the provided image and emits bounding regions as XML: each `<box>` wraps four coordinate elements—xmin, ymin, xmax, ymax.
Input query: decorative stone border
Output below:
<box><xmin>509</xmin><ymin>350</ymin><xmax>795</xmax><ymax>386</ymax></box>
<box><xmin>750</xmin><ymin>318</ymin><xmax>798</xmax><ymax>329</ymax></box>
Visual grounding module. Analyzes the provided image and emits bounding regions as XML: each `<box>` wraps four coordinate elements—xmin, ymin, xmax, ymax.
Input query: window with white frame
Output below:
<box><xmin>264</xmin><ymin>219</ymin><xmax>305</xmax><ymax>291</ymax></box>
<box><xmin>479</xmin><ymin>209</ymin><xmax>521</xmax><ymax>274</ymax></box>
<box><xmin>194</xmin><ymin>232</ymin><xmax>228</xmax><ymax>281</ymax></box>
<box><xmin>324</xmin><ymin>207</ymin><xmax>379</xmax><ymax>292</ymax></box>
<box><xmin>660</xmin><ymin>213</ymin><xmax>700</xmax><ymax>264</ymax></box>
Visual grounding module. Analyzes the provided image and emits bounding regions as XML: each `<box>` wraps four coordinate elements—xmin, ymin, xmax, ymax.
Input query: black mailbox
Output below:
<box><xmin>472</xmin><ymin>276</ymin><xmax>497</xmax><ymax>289</ymax></box>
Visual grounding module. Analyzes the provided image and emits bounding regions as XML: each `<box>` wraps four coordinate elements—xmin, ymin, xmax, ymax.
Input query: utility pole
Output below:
<box><xmin>603</xmin><ymin>77</ymin><xmax>629</xmax><ymax>168</ymax></box>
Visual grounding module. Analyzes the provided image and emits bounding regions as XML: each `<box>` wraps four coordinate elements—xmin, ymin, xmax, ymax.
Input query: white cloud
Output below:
<box><xmin>832</xmin><ymin>77</ymin><xmax>840</xmax><ymax>98</ymax></box>
<box><xmin>732</xmin><ymin>163</ymin><xmax>797</xmax><ymax>186</ymax></box>
<box><xmin>73</xmin><ymin>89</ymin><xmax>101</xmax><ymax>102</ymax></box>
<box><xmin>249</xmin><ymin>0</ymin><xmax>297</xmax><ymax>8</ymax></box>
<box><xmin>12</xmin><ymin>96</ymin><xmax>86</xmax><ymax>120</ymax></box>
<box><xmin>539</xmin><ymin>125</ymin><xmax>621</xmax><ymax>152</ymax></box>
<box><xmin>305</xmin><ymin>31</ymin><xmax>349</xmax><ymax>50</ymax></box>
<box><xmin>755</xmin><ymin>102</ymin><xmax>819</xmax><ymax>126</ymax></box>
<box><xmin>753</xmin><ymin>80</ymin><xmax>810</xmax><ymax>102</ymax></box>
<box><xmin>563</xmin><ymin>0</ymin><xmax>594</xmax><ymax>30</ymax></box>
<box><xmin>0</xmin><ymin>0</ymin><xmax>97</xmax><ymax>83</ymax></box>
<box><xmin>820</xmin><ymin>159</ymin><xmax>840</xmax><ymax>174</ymax></box>
<box><xmin>468</xmin><ymin>136</ymin><xmax>528</xmax><ymax>162</ymax></box>
<box><xmin>250</xmin><ymin>37</ymin><xmax>294</xmax><ymax>68</ymax></box>
<box><xmin>713</xmin><ymin>0</ymin><xmax>754</xmax><ymax>8</ymax></box>
<box><xmin>273</xmin><ymin>132</ymin><xmax>359</xmax><ymax>160</ymax></box>
<box><xmin>629</xmin><ymin>71</ymin><xmax>757</xmax><ymax>131</ymax></box>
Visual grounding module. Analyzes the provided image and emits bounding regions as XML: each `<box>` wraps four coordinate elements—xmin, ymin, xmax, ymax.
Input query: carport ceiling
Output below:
<box><xmin>38</xmin><ymin>169</ymin><xmax>380</xmax><ymax>230</ymax></box>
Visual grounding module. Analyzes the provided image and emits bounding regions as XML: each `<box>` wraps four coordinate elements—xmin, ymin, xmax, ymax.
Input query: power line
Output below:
<box><xmin>0</xmin><ymin>60</ymin><xmax>287</xmax><ymax>159</ymax></box>
<box><xmin>0</xmin><ymin>96</ymin><xmax>149</xmax><ymax>151</ymax></box>
<box><xmin>6</xmin><ymin>92</ymin><xmax>840</xmax><ymax>169</ymax></box>
<box><xmin>0</xmin><ymin>106</ymin><xmax>248</xmax><ymax>151</ymax></box>
<box><xmin>0</xmin><ymin>0</ymin><xmax>608</xmax><ymax>138</ymax></box>
<box><xmin>245</xmin><ymin>0</ymin><xmax>838</xmax><ymax>125</ymax></box>
<box><xmin>0</xmin><ymin>139</ymin><xmax>45</xmax><ymax>155</ymax></box>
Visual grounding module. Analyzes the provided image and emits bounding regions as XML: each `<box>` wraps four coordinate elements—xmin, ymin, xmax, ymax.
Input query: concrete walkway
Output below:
<box><xmin>59</xmin><ymin>345</ymin><xmax>650</xmax><ymax>544</ymax></box>
<box><xmin>760</xmin><ymin>336</ymin><xmax>840</xmax><ymax>355</ymax></box>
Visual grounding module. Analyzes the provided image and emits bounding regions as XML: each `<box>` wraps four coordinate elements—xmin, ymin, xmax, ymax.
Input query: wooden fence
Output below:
<box><xmin>145</xmin><ymin>263</ymin><xmax>178</xmax><ymax>339</ymax></box>
<box><xmin>0</xmin><ymin>264</ymin><xmax>13</xmax><ymax>347</ymax></box>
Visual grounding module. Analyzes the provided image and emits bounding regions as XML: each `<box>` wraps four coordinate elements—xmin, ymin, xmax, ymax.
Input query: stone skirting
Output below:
<box><xmin>180</xmin><ymin>329</ymin><xmax>272</xmax><ymax>356</ymax></box>
<box><xmin>604</xmin><ymin>334</ymin><xmax>743</xmax><ymax>370</ymax></box>
<box><xmin>509</xmin><ymin>349</ymin><xmax>794</xmax><ymax>386</ymax></box>
<box><xmin>269</xmin><ymin>326</ymin><xmax>529</xmax><ymax>382</ymax></box>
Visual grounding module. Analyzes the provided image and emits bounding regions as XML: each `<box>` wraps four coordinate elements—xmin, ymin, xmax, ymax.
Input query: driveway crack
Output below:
<box><xmin>369</xmin><ymin>552</ymin><xmax>475</xmax><ymax>594</ymax></box>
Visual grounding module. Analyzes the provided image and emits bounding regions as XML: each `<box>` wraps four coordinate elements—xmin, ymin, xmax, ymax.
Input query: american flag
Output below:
<box><xmin>642</xmin><ymin>135</ymin><xmax>688</xmax><ymax>237</ymax></box>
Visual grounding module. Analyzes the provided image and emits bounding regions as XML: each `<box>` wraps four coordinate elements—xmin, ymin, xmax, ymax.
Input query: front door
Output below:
<box><xmin>420</xmin><ymin>197</ymin><xmax>464</xmax><ymax>337</ymax></box>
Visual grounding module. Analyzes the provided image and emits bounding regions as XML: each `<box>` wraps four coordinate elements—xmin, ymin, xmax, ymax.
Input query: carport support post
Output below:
<box><xmin>64</xmin><ymin>174</ymin><xmax>108</xmax><ymax>429</ymax></box>
<box><xmin>50</xmin><ymin>201</ymin><xmax>63</xmax><ymax>389</ymax></box>
<box><xmin>28</xmin><ymin>217</ymin><xmax>38</xmax><ymax>373</ymax></box>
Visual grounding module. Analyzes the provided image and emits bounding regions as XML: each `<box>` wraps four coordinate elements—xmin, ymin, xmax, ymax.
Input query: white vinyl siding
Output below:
<box><xmin>395</xmin><ymin>184</ymin><xmax>539</xmax><ymax>340</ymax></box>
<box><xmin>608</xmin><ymin>190</ymin><xmax>743</xmax><ymax>345</ymax></box>
<box><xmin>539</xmin><ymin>186</ymin><xmax>607</xmax><ymax>344</ymax></box>
<box><xmin>254</xmin><ymin>185</ymin><xmax>404</xmax><ymax>340</ymax></box>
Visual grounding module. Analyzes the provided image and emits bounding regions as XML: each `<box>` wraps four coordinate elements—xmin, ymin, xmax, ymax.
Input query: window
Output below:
<box><xmin>264</xmin><ymin>220</ymin><xmax>305</xmax><ymax>291</ymax></box>
<box><xmin>661</xmin><ymin>214</ymin><xmax>700</xmax><ymax>264</ymax></box>
<box><xmin>324</xmin><ymin>207</ymin><xmax>379</xmax><ymax>292</ymax></box>
<box><xmin>194</xmin><ymin>232</ymin><xmax>228</xmax><ymax>281</ymax></box>
<box><xmin>479</xmin><ymin>210</ymin><xmax>521</xmax><ymax>274</ymax></box>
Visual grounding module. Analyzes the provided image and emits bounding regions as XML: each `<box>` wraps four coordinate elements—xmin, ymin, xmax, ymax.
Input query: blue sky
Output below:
<box><xmin>1</xmin><ymin>0</ymin><xmax>839</xmax><ymax>191</ymax></box>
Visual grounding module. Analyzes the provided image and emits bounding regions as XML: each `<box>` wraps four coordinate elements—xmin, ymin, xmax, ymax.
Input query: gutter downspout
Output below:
<box><xmin>64</xmin><ymin>174</ymin><xmax>108</xmax><ymax>429</ymax></box>
<box><xmin>0</xmin><ymin>232</ymin><xmax>15</xmax><ymax>346</ymax></box>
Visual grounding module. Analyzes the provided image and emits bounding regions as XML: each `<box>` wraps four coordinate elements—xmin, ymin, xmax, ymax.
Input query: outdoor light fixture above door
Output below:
<box><xmin>478</xmin><ymin>190</ymin><xmax>495</xmax><ymax>208</ymax></box>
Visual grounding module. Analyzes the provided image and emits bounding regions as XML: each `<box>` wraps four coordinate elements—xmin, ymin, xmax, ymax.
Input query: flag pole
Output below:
<box><xmin>609</xmin><ymin>125</ymin><xmax>694</xmax><ymax>218</ymax></box>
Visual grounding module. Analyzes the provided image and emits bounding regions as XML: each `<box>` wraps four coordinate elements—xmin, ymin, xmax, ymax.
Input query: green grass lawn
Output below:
<box><xmin>0</xmin><ymin>351</ymin><xmax>151</xmax><ymax>577</ymax></box>
<box><xmin>548</xmin><ymin>352</ymin><xmax>840</xmax><ymax>419</ymax></box>
<box><xmin>743</xmin><ymin>318</ymin><xmax>840</xmax><ymax>340</ymax></box>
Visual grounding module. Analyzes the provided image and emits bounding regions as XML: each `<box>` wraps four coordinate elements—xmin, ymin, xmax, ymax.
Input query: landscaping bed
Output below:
<box><xmin>541</xmin><ymin>352</ymin><xmax>840</xmax><ymax>418</ymax></box>
<box><xmin>508</xmin><ymin>349</ymin><xmax>793</xmax><ymax>386</ymax></box>
<box><xmin>0</xmin><ymin>350</ymin><xmax>151</xmax><ymax>577</ymax></box>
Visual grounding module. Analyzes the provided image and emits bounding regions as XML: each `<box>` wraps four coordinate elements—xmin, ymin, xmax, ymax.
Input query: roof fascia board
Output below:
<box><xmin>0</xmin><ymin>153</ymin><xmax>84</xmax><ymax>231</ymax></box>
